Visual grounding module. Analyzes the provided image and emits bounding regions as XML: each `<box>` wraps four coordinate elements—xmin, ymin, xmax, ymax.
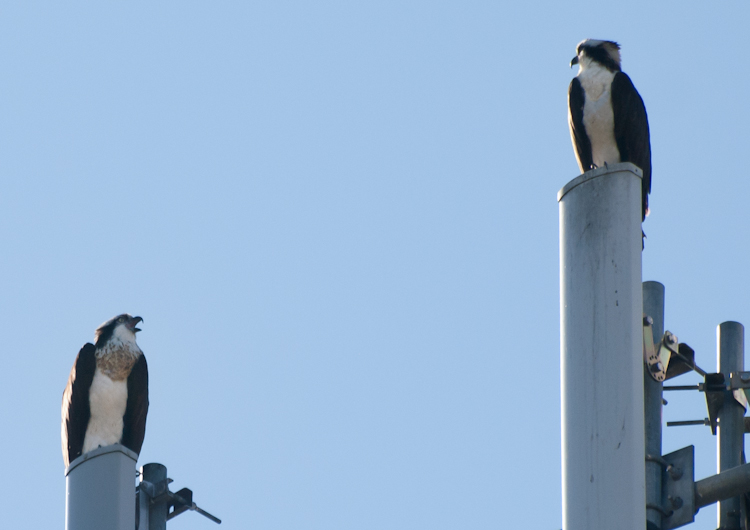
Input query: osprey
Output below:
<box><xmin>61</xmin><ymin>314</ymin><xmax>149</xmax><ymax>467</ymax></box>
<box><xmin>568</xmin><ymin>39</ymin><xmax>651</xmax><ymax>224</ymax></box>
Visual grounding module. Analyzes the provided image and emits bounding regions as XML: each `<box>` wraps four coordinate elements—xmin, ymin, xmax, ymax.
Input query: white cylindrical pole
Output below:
<box><xmin>558</xmin><ymin>163</ymin><xmax>645</xmax><ymax>530</ymax></box>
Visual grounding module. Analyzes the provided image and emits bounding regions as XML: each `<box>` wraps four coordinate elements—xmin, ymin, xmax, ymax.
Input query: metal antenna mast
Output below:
<box><xmin>559</xmin><ymin>164</ymin><xmax>750</xmax><ymax>530</ymax></box>
<box><xmin>558</xmin><ymin>162</ymin><xmax>645</xmax><ymax>530</ymax></box>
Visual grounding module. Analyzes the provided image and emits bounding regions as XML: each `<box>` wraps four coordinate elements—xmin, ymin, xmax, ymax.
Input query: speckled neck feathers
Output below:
<box><xmin>95</xmin><ymin>325</ymin><xmax>142</xmax><ymax>381</ymax></box>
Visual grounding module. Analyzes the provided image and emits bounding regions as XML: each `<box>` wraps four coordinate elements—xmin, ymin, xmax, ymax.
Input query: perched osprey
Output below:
<box><xmin>568</xmin><ymin>39</ymin><xmax>651</xmax><ymax>223</ymax></box>
<box><xmin>62</xmin><ymin>314</ymin><xmax>149</xmax><ymax>467</ymax></box>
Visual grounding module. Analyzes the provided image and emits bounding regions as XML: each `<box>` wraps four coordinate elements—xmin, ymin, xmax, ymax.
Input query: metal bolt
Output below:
<box><xmin>666</xmin><ymin>332</ymin><xmax>676</xmax><ymax>344</ymax></box>
<box><xmin>668</xmin><ymin>496</ymin><xmax>683</xmax><ymax>510</ymax></box>
<box><xmin>668</xmin><ymin>466</ymin><xmax>683</xmax><ymax>481</ymax></box>
<box><xmin>644</xmin><ymin>315</ymin><xmax>653</xmax><ymax>326</ymax></box>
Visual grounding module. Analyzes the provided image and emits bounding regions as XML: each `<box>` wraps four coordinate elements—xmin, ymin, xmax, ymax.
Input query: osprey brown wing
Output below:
<box><xmin>61</xmin><ymin>343</ymin><xmax>97</xmax><ymax>468</ymax></box>
<box><xmin>568</xmin><ymin>77</ymin><xmax>593</xmax><ymax>174</ymax></box>
<box><xmin>121</xmin><ymin>353</ymin><xmax>149</xmax><ymax>456</ymax></box>
<box><xmin>612</xmin><ymin>71</ymin><xmax>652</xmax><ymax>220</ymax></box>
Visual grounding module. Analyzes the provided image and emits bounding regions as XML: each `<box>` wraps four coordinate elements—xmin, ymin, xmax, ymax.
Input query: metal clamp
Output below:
<box><xmin>138</xmin><ymin>477</ymin><xmax>221</xmax><ymax>527</ymax></box>
<box><xmin>643</xmin><ymin>316</ymin><xmax>678</xmax><ymax>382</ymax></box>
<box><xmin>729</xmin><ymin>372</ymin><xmax>750</xmax><ymax>411</ymax></box>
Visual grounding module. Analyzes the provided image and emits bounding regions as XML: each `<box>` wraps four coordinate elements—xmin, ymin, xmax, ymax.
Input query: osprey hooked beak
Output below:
<box><xmin>570</xmin><ymin>55</ymin><xmax>579</xmax><ymax>68</ymax></box>
<box><xmin>127</xmin><ymin>316</ymin><xmax>143</xmax><ymax>333</ymax></box>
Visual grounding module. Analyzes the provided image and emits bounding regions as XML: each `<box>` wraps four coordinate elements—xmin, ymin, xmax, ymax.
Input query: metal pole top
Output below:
<box><xmin>719</xmin><ymin>321</ymin><xmax>745</xmax><ymax>333</ymax></box>
<box><xmin>557</xmin><ymin>162</ymin><xmax>642</xmax><ymax>203</ymax></box>
<box><xmin>65</xmin><ymin>443</ymin><xmax>138</xmax><ymax>476</ymax></box>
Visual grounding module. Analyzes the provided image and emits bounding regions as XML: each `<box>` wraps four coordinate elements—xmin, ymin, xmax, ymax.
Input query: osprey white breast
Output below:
<box><xmin>82</xmin><ymin>369</ymin><xmax>129</xmax><ymax>453</ymax></box>
<box><xmin>83</xmin><ymin>323</ymin><xmax>141</xmax><ymax>453</ymax></box>
<box><xmin>577</xmin><ymin>60</ymin><xmax>620</xmax><ymax>168</ymax></box>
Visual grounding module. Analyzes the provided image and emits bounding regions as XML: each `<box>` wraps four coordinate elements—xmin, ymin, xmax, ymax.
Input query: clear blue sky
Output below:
<box><xmin>1</xmin><ymin>2</ymin><xmax>748</xmax><ymax>529</ymax></box>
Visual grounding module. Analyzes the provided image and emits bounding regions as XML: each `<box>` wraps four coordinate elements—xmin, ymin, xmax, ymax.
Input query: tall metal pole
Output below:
<box><xmin>718</xmin><ymin>321</ymin><xmax>745</xmax><ymax>530</ymax></box>
<box><xmin>643</xmin><ymin>281</ymin><xmax>665</xmax><ymax>530</ymax></box>
<box><xmin>558</xmin><ymin>163</ymin><xmax>645</xmax><ymax>530</ymax></box>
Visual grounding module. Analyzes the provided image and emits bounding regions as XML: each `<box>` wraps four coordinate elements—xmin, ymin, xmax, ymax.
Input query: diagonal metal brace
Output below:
<box><xmin>167</xmin><ymin>487</ymin><xmax>222</xmax><ymax>524</ymax></box>
<box><xmin>139</xmin><ymin>478</ymin><xmax>221</xmax><ymax>525</ymax></box>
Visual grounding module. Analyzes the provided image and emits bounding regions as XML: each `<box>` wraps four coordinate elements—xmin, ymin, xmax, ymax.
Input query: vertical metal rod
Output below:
<box><xmin>143</xmin><ymin>463</ymin><xmax>169</xmax><ymax>530</ymax></box>
<box><xmin>558</xmin><ymin>163</ymin><xmax>645</xmax><ymax>530</ymax></box>
<box><xmin>718</xmin><ymin>322</ymin><xmax>745</xmax><ymax>530</ymax></box>
<box><xmin>643</xmin><ymin>281</ymin><xmax>665</xmax><ymax>530</ymax></box>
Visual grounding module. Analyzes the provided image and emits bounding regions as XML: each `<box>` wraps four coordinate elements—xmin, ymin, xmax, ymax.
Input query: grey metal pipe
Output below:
<box><xmin>695</xmin><ymin>462</ymin><xmax>750</xmax><ymax>509</ymax></box>
<box><xmin>558</xmin><ymin>163</ymin><xmax>645</xmax><ymax>530</ymax></box>
<box><xmin>643</xmin><ymin>281</ymin><xmax>665</xmax><ymax>530</ymax></box>
<box><xmin>143</xmin><ymin>463</ymin><xmax>169</xmax><ymax>530</ymax></box>
<box><xmin>717</xmin><ymin>321</ymin><xmax>745</xmax><ymax>529</ymax></box>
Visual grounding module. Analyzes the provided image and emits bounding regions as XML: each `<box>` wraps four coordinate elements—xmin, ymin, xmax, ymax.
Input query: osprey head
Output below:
<box><xmin>94</xmin><ymin>313</ymin><xmax>143</xmax><ymax>347</ymax></box>
<box><xmin>570</xmin><ymin>39</ymin><xmax>621</xmax><ymax>72</ymax></box>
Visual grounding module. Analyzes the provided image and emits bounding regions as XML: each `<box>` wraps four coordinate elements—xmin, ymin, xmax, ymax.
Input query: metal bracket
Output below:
<box><xmin>139</xmin><ymin>477</ymin><xmax>173</xmax><ymax>501</ymax></box>
<box><xmin>660</xmin><ymin>445</ymin><xmax>696</xmax><ymax>529</ymax></box>
<box><xmin>667</xmin><ymin>343</ymin><xmax>706</xmax><ymax>379</ymax></box>
<box><xmin>735</xmin><ymin>389</ymin><xmax>749</xmax><ymax>412</ymax></box>
<box><xmin>137</xmin><ymin>479</ymin><xmax>221</xmax><ymax>526</ymax></box>
<box><xmin>730</xmin><ymin>372</ymin><xmax>750</xmax><ymax>389</ymax></box>
<box><xmin>729</xmin><ymin>372</ymin><xmax>750</xmax><ymax>411</ymax></box>
<box><xmin>643</xmin><ymin>316</ymin><xmax>678</xmax><ymax>382</ymax></box>
<box><xmin>704</xmin><ymin>373</ymin><xmax>727</xmax><ymax>435</ymax></box>
<box><xmin>667</xmin><ymin>371</ymin><xmax>746</xmax><ymax>434</ymax></box>
<box><xmin>643</xmin><ymin>315</ymin><xmax>658</xmax><ymax>374</ymax></box>
<box><xmin>167</xmin><ymin>487</ymin><xmax>222</xmax><ymax>524</ymax></box>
